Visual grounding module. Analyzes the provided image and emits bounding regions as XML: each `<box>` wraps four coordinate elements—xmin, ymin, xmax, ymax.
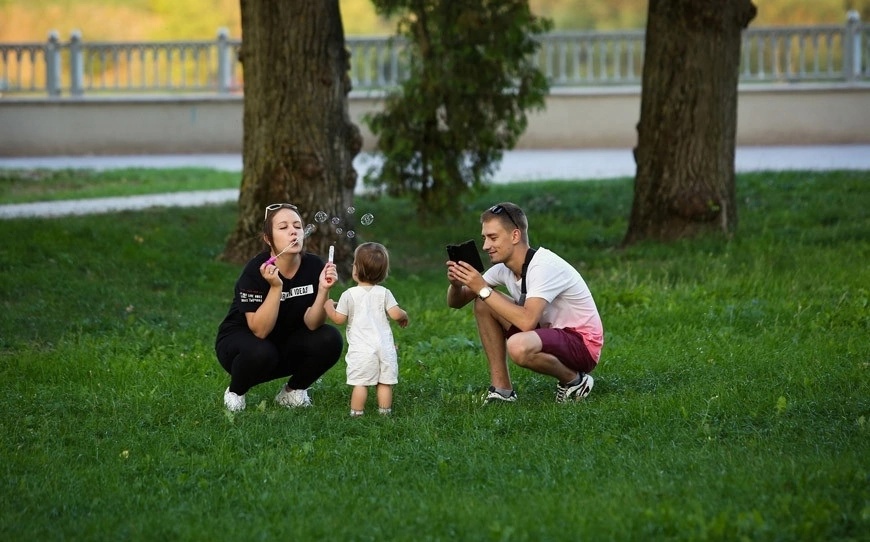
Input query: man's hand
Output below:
<box><xmin>446</xmin><ymin>260</ymin><xmax>479</xmax><ymax>309</ymax></box>
<box><xmin>446</xmin><ymin>260</ymin><xmax>464</xmax><ymax>288</ymax></box>
<box><xmin>448</xmin><ymin>261</ymin><xmax>486</xmax><ymax>293</ymax></box>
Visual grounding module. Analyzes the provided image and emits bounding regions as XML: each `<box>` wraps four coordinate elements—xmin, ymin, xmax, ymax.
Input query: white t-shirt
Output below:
<box><xmin>482</xmin><ymin>247</ymin><xmax>604</xmax><ymax>361</ymax></box>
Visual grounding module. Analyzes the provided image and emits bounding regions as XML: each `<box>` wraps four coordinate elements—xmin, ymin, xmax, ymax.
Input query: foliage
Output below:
<box><xmin>363</xmin><ymin>0</ymin><xmax>552</xmax><ymax>215</ymax></box>
<box><xmin>0</xmin><ymin>0</ymin><xmax>865</xmax><ymax>41</ymax></box>
<box><xmin>0</xmin><ymin>169</ymin><xmax>867</xmax><ymax>540</ymax></box>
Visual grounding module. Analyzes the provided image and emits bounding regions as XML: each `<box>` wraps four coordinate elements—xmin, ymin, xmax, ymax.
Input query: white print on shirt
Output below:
<box><xmin>240</xmin><ymin>291</ymin><xmax>264</xmax><ymax>303</ymax></box>
<box><xmin>282</xmin><ymin>285</ymin><xmax>314</xmax><ymax>300</ymax></box>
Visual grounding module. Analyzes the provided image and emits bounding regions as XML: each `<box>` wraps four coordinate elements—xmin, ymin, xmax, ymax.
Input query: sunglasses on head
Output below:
<box><xmin>489</xmin><ymin>204</ymin><xmax>520</xmax><ymax>230</ymax></box>
<box><xmin>264</xmin><ymin>203</ymin><xmax>299</xmax><ymax>221</ymax></box>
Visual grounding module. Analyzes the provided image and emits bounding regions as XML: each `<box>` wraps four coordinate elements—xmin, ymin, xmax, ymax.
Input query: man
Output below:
<box><xmin>446</xmin><ymin>202</ymin><xmax>604</xmax><ymax>403</ymax></box>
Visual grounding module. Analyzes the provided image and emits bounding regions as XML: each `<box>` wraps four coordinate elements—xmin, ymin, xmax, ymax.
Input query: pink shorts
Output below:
<box><xmin>506</xmin><ymin>326</ymin><xmax>597</xmax><ymax>374</ymax></box>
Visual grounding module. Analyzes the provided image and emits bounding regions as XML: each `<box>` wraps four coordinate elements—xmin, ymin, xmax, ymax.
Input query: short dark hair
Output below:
<box><xmin>354</xmin><ymin>242</ymin><xmax>390</xmax><ymax>284</ymax></box>
<box><xmin>481</xmin><ymin>202</ymin><xmax>527</xmax><ymax>235</ymax></box>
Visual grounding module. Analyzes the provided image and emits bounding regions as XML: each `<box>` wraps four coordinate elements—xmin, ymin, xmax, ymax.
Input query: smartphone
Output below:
<box><xmin>446</xmin><ymin>239</ymin><xmax>485</xmax><ymax>272</ymax></box>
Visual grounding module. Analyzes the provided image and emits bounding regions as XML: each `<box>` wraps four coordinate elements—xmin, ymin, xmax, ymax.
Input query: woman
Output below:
<box><xmin>215</xmin><ymin>203</ymin><xmax>343</xmax><ymax>412</ymax></box>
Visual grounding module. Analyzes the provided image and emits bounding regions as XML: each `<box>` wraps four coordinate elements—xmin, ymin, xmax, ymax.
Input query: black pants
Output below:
<box><xmin>216</xmin><ymin>325</ymin><xmax>343</xmax><ymax>396</ymax></box>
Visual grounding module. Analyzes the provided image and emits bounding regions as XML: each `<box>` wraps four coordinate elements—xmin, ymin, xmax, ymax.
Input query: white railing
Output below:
<box><xmin>0</xmin><ymin>12</ymin><xmax>865</xmax><ymax>98</ymax></box>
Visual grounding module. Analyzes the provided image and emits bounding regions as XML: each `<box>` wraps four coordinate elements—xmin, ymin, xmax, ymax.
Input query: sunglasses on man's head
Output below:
<box><xmin>489</xmin><ymin>204</ymin><xmax>520</xmax><ymax>230</ymax></box>
<box><xmin>264</xmin><ymin>203</ymin><xmax>299</xmax><ymax>221</ymax></box>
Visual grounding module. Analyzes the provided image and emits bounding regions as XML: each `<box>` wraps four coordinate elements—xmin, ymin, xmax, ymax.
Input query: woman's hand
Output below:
<box><xmin>260</xmin><ymin>261</ymin><xmax>283</xmax><ymax>288</ymax></box>
<box><xmin>320</xmin><ymin>262</ymin><xmax>338</xmax><ymax>289</ymax></box>
<box><xmin>305</xmin><ymin>263</ymin><xmax>337</xmax><ymax>330</ymax></box>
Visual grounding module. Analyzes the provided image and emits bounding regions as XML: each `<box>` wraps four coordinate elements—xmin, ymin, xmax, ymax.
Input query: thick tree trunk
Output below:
<box><xmin>221</xmin><ymin>0</ymin><xmax>362</xmax><ymax>270</ymax></box>
<box><xmin>623</xmin><ymin>0</ymin><xmax>756</xmax><ymax>246</ymax></box>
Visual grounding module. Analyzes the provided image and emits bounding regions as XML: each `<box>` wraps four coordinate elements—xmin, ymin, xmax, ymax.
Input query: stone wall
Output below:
<box><xmin>2</xmin><ymin>84</ymin><xmax>868</xmax><ymax>156</ymax></box>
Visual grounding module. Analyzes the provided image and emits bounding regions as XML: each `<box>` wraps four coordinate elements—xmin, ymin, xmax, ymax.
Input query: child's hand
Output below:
<box><xmin>388</xmin><ymin>306</ymin><xmax>409</xmax><ymax>328</ymax></box>
<box><xmin>324</xmin><ymin>298</ymin><xmax>347</xmax><ymax>325</ymax></box>
<box><xmin>397</xmin><ymin>314</ymin><xmax>409</xmax><ymax>328</ymax></box>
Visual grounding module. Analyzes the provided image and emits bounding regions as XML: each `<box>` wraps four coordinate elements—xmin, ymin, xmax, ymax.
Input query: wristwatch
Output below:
<box><xmin>478</xmin><ymin>286</ymin><xmax>492</xmax><ymax>300</ymax></box>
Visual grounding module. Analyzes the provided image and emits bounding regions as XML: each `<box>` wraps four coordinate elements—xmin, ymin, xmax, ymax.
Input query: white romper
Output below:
<box><xmin>334</xmin><ymin>285</ymin><xmax>399</xmax><ymax>386</ymax></box>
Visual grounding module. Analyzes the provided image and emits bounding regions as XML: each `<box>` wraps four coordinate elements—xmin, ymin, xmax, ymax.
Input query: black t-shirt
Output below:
<box><xmin>216</xmin><ymin>251</ymin><xmax>324</xmax><ymax>344</ymax></box>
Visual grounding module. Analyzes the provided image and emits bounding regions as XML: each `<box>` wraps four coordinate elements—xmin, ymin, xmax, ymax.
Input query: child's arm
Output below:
<box><xmin>387</xmin><ymin>305</ymin><xmax>409</xmax><ymax>328</ymax></box>
<box><xmin>324</xmin><ymin>299</ymin><xmax>348</xmax><ymax>325</ymax></box>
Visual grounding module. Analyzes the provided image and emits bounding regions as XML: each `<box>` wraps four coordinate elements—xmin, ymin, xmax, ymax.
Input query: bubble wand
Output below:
<box><xmin>265</xmin><ymin>239</ymin><xmax>298</xmax><ymax>266</ymax></box>
<box><xmin>326</xmin><ymin>245</ymin><xmax>335</xmax><ymax>285</ymax></box>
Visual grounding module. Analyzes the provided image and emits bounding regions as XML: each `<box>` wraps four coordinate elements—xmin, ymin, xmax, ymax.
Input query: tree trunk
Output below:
<box><xmin>221</xmin><ymin>0</ymin><xmax>361</xmax><ymax>271</ymax></box>
<box><xmin>623</xmin><ymin>0</ymin><xmax>756</xmax><ymax>246</ymax></box>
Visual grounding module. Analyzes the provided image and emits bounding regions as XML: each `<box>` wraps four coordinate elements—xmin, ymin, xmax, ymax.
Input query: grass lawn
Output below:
<box><xmin>0</xmin><ymin>169</ymin><xmax>867</xmax><ymax>541</ymax></box>
<box><xmin>0</xmin><ymin>168</ymin><xmax>240</xmax><ymax>204</ymax></box>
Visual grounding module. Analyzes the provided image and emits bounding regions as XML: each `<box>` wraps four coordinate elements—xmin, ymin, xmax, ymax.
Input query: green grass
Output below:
<box><xmin>0</xmin><ymin>170</ymin><xmax>868</xmax><ymax>541</ymax></box>
<box><xmin>0</xmin><ymin>168</ymin><xmax>240</xmax><ymax>204</ymax></box>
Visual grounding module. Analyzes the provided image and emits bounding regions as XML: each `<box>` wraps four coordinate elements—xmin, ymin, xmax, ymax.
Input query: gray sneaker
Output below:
<box><xmin>275</xmin><ymin>386</ymin><xmax>312</xmax><ymax>408</ymax></box>
<box><xmin>484</xmin><ymin>386</ymin><xmax>517</xmax><ymax>403</ymax></box>
<box><xmin>555</xmin><ymin>373</ymin><xmax>594</xmax><ymax>403</ymax></box>
<box><xmin>224</xmin><ymin>387</ymin><xmax>246</xmax><ymax>412</ymax></box>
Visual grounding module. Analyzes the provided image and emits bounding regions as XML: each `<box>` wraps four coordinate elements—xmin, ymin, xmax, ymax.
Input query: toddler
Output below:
<box><xmin>325</xmin><ymin>242</ymin><xmax>409</xmax><ymax>416</ymax></box>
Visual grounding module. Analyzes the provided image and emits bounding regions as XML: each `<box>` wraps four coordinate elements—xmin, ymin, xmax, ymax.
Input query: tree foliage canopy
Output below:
<box><xmin>363</xmin><ymin>0</ymin><xmax>551</xmax><ymax>214</ymax></box>
<box><xmin>0</xmin><ymin>0</ymin><xmax>863</xmax><ymax>41</ymax></box>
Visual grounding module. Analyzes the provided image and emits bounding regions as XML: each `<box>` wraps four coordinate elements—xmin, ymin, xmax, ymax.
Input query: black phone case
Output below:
<box><xmin>447</xmin><ymin>239</ymin><xmax>484</xmax><ymax>272</ymax></box>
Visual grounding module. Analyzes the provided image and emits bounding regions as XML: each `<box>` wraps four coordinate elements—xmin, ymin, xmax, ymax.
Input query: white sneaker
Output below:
<box><xmin>275</xmin><ymin>386</ymin><xmax>312</xmax><ymax>408</ymax></box>
<box><xmin>484</xmin><ymin>385</ymin><xmax>517</xmax><ymax>404</ymax></box>
<box><xmin>555</xmin><ymin>373</ymin><xmax>594</xmax><ymax>403</ymax></box>
<box><xmin>224</xmin><ymin>387</ymin><xmax>246</xmax><ymax>412</ymax></box>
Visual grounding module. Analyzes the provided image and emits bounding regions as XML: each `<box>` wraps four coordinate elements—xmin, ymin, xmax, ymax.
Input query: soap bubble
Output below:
<box><xmin>314</xmin><ymin>211</ymin><xmax>328</xmax><ymax>223</ymax></box>
<box><xmin>304</xmin><ymin>224</ymin><xmax>316</xmax><ymax>237</ymax></box>
<box><xmin>335</xmin><ymin>227</ymin><xmax>343</xmax><ymax>235</ymax></box>
<box><xmin>360</xmin><ymin>213</ymin><xmax>374</xmax><ymax>226</ymax></box>
<box><xmin>346</xmin><ymin>230</ymin><xmax>356</xmax><ymax>239</ymax></box>
<box><xmin>346</xmin><ymin>206</ymin><xmax>356</xmax><ymax>215</ymax></box>
<box><xmin>331</xmin><ymin>216</ymin><xmax>341</xmax><ymax>226</ymax></box>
